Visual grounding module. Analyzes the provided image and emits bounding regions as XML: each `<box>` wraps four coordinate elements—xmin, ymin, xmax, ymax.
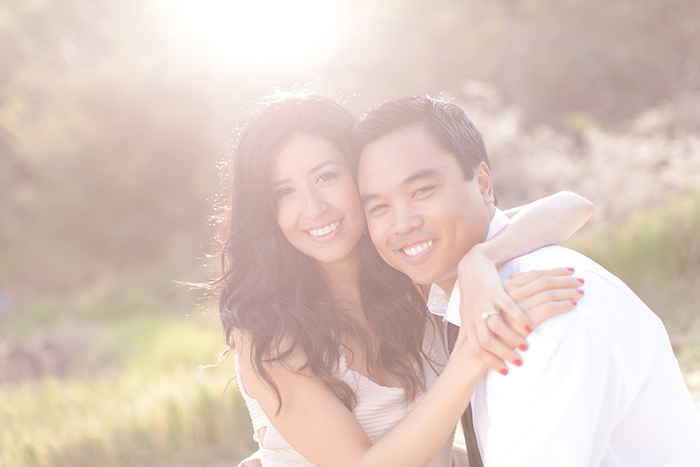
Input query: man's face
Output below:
<box><xmin>357</xmin><ymin>126</ymin><xmax>494</xmax><ymax>292</ymax></box>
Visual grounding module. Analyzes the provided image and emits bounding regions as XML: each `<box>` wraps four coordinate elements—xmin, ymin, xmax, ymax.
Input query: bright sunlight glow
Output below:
<box><xmin>164</xmin><ymin>0</ymin><xmax>347</xmax><ymax>69</ymax></box>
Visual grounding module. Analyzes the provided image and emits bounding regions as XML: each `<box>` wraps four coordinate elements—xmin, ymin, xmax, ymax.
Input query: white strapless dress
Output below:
<box><xmin>237</xmin><ymin>321</ymin><xmax>454</xmax><ymax>466</ymax></box>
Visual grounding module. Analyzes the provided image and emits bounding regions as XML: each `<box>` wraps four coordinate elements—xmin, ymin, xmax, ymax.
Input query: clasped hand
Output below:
<box><xmin>454</xmin><ymin>245</ymin><xmax>584</xmax><ymax>375</ymax></box>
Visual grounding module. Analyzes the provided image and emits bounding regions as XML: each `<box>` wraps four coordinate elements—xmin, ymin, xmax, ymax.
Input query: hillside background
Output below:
<box><xmin>1</xmin><ymin>0</ymin><xmax>699</xmax><ymax>465</ymax></box>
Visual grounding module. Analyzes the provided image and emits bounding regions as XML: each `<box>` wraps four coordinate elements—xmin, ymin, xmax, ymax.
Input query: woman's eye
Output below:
<box><xmin>316</xmin><ymin>172</ymin><xmax>337</xmax><ymax>183</ymax></box>
<box><xmin>276</xmin><ymin>187</ymin><xmax>294</xmax><ymax>198</ymax></box>
<box><xmin>369</xmin><ymin>203</ymin><xmax>388</xmax><ymax>214</ymax></box>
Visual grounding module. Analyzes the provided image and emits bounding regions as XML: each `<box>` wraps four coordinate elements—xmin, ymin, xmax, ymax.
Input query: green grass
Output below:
<box><xmin>0</xmin><ymin>310</ymin><xmax>256</xmax><ymax>467</ymax></box>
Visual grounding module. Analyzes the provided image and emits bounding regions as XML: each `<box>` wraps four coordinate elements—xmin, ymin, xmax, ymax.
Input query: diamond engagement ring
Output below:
<box><xmin>481</xmin><ymin>310</ymin><xmax>500</xmax><ymax>320</ymax></box>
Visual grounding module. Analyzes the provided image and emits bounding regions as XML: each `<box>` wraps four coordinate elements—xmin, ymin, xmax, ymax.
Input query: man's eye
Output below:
<box><xmin>276</xmin><ymin>187</ymin><xmax>294</xmax><ymax>198</ymax></box>
<box><xmin>316</xmin><ymin>172</ymin><xmax>337</xmax><ymax>183</ymax></box>
<box><xmin>414</xmin><ymin>186</ymin><xmax>435</xmax><ymax>197</ymax></box>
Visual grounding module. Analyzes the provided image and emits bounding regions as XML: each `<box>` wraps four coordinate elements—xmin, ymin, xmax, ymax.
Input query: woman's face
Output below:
<box><xmin>270</xmin><ymin>133</ymin><xmax>366</xmax><ymax>266</ymax></box>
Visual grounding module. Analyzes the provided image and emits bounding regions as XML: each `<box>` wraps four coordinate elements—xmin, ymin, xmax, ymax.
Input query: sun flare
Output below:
<box><xmin>164</xmin><ymin>0</ymin><xmax>347</xmax><ymax>68</ymax></box>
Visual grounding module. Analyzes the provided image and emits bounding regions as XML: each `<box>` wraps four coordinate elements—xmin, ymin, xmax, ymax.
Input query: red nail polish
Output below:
<box><xmin>518</xmin><ymin>344</ymin><xmax>528</xmax><ymax>351</ymax></box>
<box><xmin>499</xmin><ymin>369</ymin><xmax>509</xmax><ymax>375</ymax></box>
<box><xmin>525</xmin><ymin>326</ymin><xmax>533</xmax><ymax>334</ymax></box>
<box><xmin>567</xmin><ymin>267</ymin><xmax>575</xmax><ymax>272</ymax></box>
<box><xmin>514</xmin><ymin>359</ymin><xmax>523</xmax><ymax>367</ymax></box>
<box><xmin>577</xmin><ymin>289</ymin><xmax>584</xmax><ymax>294</ymax></box>
<box><xmin>571</xmin><ymin>300</ymin><xmax>577</xmax><ymax>305</ymax></box>
<box><xmin>577</xmin><ymin>278</ymin><xmax>585</xmax><ymax>284</ymax></box>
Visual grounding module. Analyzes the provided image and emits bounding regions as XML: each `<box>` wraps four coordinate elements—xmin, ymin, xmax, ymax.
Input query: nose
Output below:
<box><xmin>302</xmin><ymin>187</ymin><xmax>328</xmax><ymax>218</ymax></box>
<box><xmin>393</xmin><ymin>202</ymin><xmax>423</xmax><ymax>236</ymax></box>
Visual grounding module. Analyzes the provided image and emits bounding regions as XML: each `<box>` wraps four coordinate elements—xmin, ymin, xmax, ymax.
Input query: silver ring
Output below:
<box><xmin>481</xmin><ymin>310</ymin><xmax>500</xmax><ymax>320</ymax></box>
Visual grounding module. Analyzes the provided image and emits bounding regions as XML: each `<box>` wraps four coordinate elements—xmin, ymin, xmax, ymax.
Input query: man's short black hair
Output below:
<box><xmin>353</xmin><ymin>95</ymin><xmax>489</xmax><ymax>180</ymax></box>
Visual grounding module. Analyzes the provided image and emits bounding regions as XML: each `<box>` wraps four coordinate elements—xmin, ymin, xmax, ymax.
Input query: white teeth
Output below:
<box><xmin>308</xmin><ymin>220</ymin><xmax>341</xmax><ymax>237</ymax></box>
<box><xmin>402</xmin><ymin>240</ymin><xmax>433</xmax><ymax>256</ymax></box>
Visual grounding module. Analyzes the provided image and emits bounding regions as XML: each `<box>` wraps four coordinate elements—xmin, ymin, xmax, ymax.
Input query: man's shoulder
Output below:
<box><xmin>498</xmin><ymin>245</ymin><xmax>609</xmax><ymax>280</ymax></box>
<box><xmin>499</xmin><ymin>245</ymin><xmax>667</xmax><ymax>367</ymax></box>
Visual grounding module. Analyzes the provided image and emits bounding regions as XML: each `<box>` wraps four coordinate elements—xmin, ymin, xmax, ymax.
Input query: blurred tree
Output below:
<box><xmin>0</xmin><ymin>0</ymin><xmax>222</xmax><ymax>295</ymax></box>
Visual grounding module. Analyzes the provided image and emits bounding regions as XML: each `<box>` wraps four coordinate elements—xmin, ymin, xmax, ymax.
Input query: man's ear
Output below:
<box><xmin>475</xmin><ymin>162</ymin><xmax>495</xmax><ymax>206</ymax></box>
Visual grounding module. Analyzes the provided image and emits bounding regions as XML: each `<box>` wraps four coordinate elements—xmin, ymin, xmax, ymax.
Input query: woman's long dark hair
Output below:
<box><xmin>217</xmin><ymin>95</ymin><xmax>431</xmax><ymax>412</ymax></box>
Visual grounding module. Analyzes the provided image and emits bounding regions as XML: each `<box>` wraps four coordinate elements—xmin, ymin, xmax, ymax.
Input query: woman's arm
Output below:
<box><xmin>234</xmin><ymin>269</ymin><xmax>583</xmax><ymax>467</ymax></box>
<box><xmin>490</xmin><ymin>190</ymin><xmax>594</xmax><ymax>265</ymax></box>
<box><xmin>456</xmin><ymin>191</ymin><xmax>594</xmax><ymax>372</ymax></box>
<box><xmin>235</xmin><ymin>330</ymin><xmax>485</xmax><ymax>467</ymax></box>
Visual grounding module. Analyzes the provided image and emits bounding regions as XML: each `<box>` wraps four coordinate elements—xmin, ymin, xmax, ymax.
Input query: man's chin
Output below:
<box><xmin>384</xmin><ymin>255</ymin><xmax>438</xmax><ymax>285</ymax></box>
<box><xmin>400</xmin><ymin>266</ymin><xmax>437</xmax><ymax>287</ymax></box>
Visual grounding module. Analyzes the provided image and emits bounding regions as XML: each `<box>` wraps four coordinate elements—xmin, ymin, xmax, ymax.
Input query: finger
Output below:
<box><xmin>485</xmin><ymin>315</ymin><xmax>530</xmax><ymax>351</ymax></box>
<box><xmin>516</xmin><ymin>287</ymin><xmax>584</xmax><ymax>312</ymax></box>
<box><xmin>465</xmin><ymin>324</ymin><xmax>509</xmax><ymax>374</ymax></box>
<box><xmin>505</xmin><ymin>269</ymin><xmax>578</xmax><ymax>292</ymax></box>
<box><xmin>495</xmin><ymin>292</ymin><xmax>534</xmax><ymax>337</ymax></box>
<box><xmin>526</xmin><ymin>299</ymin><xmax>578</xmax><ymax>326</ymax></box>
<box><xmin>476</xmin><ymin>322</ymin><xmax>524</xmax><ymax>368</ymax></box>
<box><xmin>505</xmin><ymin>274</ymin><xmax>583</xmax><ymax>301</ymax></box>
<box><xmin>506</xmin><ymin>267</ymin><xmax>575</xmax><ymax>288</ymax></box>
<box><xmin>504</xmin><ymin>269</ymin><xmax>548</xmax><ymax>287</ymax></box>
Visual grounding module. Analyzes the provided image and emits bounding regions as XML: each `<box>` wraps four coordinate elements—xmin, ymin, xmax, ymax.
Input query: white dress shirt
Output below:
<box><xmin>428</xmin><ymin>208</ymin><xmax>700</xmax><ymax>466</ymax></box>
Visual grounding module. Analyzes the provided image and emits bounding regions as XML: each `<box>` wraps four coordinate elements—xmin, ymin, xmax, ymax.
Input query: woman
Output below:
<box><xmin>219</xmin><ymin>95</ymin><xmax>592</xmax><ymax>467</ymax></box>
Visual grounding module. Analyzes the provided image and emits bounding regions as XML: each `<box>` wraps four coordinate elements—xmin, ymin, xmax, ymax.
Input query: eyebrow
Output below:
<box><xmin>402</xmin><ymin>168</ymin><xmax>442</xmax><ymax>186</ymax></box>
<box><xmin>271</xmin><ymin>160</ymin><xmax>340</xmax><ymax>187</ymax></box>
<box><xmin>361</xmin><ymin>168</ymin><xmax>442</xmax><ymax>205</ymax></box>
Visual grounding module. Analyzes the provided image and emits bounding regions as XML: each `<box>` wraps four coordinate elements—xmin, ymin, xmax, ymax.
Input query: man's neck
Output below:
<box><xmin>436</xmin><ymin>277</ymin><xmax>457</xmax><ymax>297</ymax></box>
<box><xmin>432</xmin><ymin>207</ymin><xmax>498</xmax><ymax>298</ymax></box>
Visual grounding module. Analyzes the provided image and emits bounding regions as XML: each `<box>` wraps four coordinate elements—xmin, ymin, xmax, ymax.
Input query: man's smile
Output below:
<box><xmin>401</xmin><ymin>240</ymin><xmax>434</xmax><ymax>257</ymax></box>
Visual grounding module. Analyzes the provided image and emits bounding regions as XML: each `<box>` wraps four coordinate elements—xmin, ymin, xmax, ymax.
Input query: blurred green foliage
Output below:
<box><xmin>575</xmin><ymin>194</ymin><xmax>700</xmax><ymax>282</ymax></box>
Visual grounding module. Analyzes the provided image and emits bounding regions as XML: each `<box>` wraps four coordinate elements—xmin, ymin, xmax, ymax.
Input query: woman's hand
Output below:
<box><xmin>457</xmin><ymin>248</ymin><xmax>583</xmax><ymax>374</ymax></box>
<box><xmin>455</xmin><ymin>244</ymin><xmax>533</xmax><ymax>374</ymax></box>
<box><xmin>237</xmin><ymin>451</ymin><xmax>262</xmax><ymax>467</ymax></box>
<box><xmin>502</xmin><ymin>268</ymin><xmax>584</xmax><ymax>327</ymax></box>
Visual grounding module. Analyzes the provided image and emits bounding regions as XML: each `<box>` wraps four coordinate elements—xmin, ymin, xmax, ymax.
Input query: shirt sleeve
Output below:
<box><xmin>477</xmin><ymin>297</ymin><xmax>624</xmax><ymax>466</ymax></box>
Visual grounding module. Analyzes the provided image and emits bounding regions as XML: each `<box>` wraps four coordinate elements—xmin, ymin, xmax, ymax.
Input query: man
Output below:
<box><xmin>355</xmin><ymin>95</ymin><xmax>700</xmax><ymax>466</ymax></box>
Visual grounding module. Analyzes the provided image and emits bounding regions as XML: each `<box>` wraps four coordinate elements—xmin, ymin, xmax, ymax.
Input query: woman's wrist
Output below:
<box><xmin>459</xmin><ymin>242</ymin><xmax>500</xmax><ymax>272</ymax></box>
<box><xmin>449</xmin><ymin>339</ymin><xmax>489</xmax><ymax>379</ymax></box>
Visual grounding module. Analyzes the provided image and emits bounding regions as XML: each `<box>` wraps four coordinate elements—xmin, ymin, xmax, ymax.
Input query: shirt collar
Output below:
<box><xmin>426</xmin><ymin>208</ymin><xmax>509</xmax><ymax>321</ymax></box>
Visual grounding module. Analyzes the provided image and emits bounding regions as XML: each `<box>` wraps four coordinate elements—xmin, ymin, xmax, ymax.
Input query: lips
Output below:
<box><xmin>307</xmin><ymin>220</ymin><xmax>342</xmax><ymax>237</ymax></box>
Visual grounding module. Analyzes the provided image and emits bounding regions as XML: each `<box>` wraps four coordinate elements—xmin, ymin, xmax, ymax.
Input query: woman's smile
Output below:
<box><xmin>306</xmin><ymin>219</ymin><xmax>342</xmax><ymax>238</ymax></box>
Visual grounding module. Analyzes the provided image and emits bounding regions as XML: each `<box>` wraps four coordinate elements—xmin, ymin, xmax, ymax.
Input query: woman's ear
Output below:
<box><xmin>475</xmin><ymin>162</ymin><xmax>495</xmax><ymax>206</ymax></box>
